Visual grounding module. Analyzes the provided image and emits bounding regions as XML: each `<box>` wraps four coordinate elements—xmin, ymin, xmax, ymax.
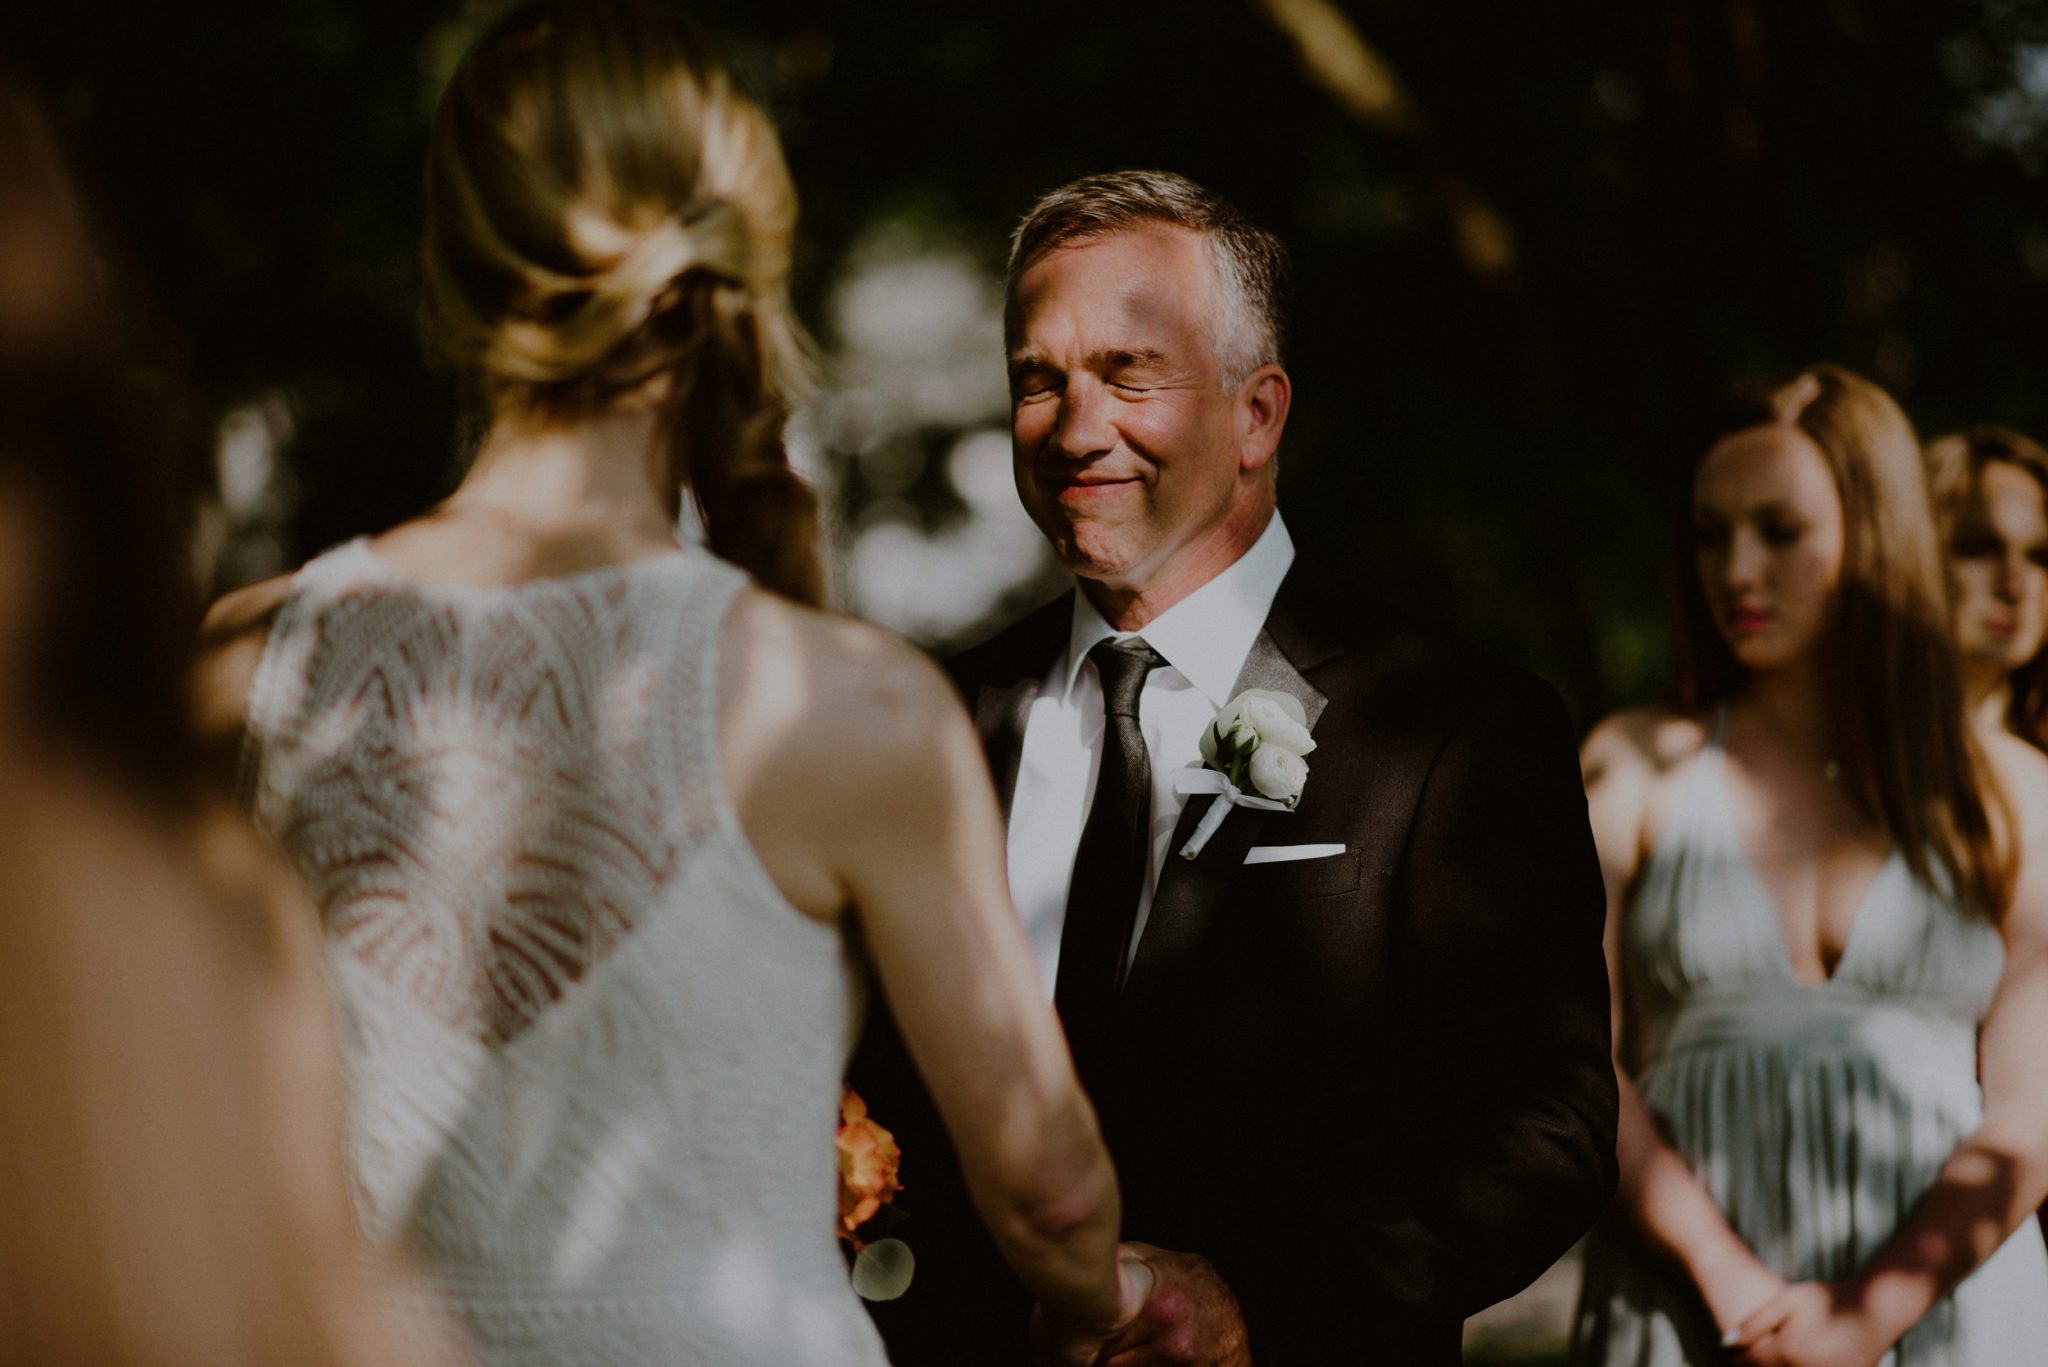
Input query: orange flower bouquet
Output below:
<box><xmin>837</xmin><ymin>1085</ymin><xmax>913</xmax><ymax>1300</ymax></box>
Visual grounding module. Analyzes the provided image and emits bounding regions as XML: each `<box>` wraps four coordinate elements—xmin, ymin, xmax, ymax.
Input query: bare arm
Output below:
<box><xmin>718</xmin><ymin>592</ymin><xmax>1133</xmax><ymax>1343</ymax></box>
<box><xmin>1726</xmin><ymin>740</ymin><xmax>2048</xmax><ymax>1364</ymax></box>
<box><xmin>1813</xmin><ymin>740</ymin><xmax>2048</xmax><ymax>1345</ymax></box>
<box><xmin>1583</xmin><ymin>712</ymin><xmax>1787</xmax><ymax>1333</ymax></box>
<box><xmin>189</xmin><ymin>574</ymin><xmax>293</xmax><ymax>789</ymax></box>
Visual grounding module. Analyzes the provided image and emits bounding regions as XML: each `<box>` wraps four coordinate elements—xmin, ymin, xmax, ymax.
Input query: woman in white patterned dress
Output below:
<box><xmin>190</xmin><ymin>4</ymin><xmax>1143</xmax><ymax>1363</ymax></box>
<box><xmin>1569</xmin><ymin>365</ymin><xmax>2048</xmax><ymax>1366</ymax></box>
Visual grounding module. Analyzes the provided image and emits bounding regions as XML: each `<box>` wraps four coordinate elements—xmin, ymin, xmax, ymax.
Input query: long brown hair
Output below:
<box><xmin>1674</xmin><ymin>363</ymin><xmax>2008</xmax><ymax>917</ymax></box>
<box><xmin>0</xmin><ymin>59</ymin><xmax>203</xmax><ymax>798</ymax></box>
<box><xmin>1925</xmin><ymin>425</ymin><xmax>2048</xmax><ymax>754</ymax></box>
<box><xmin>422</xmin><ymin>0</ymin><xmax>823</xmax><ymax>604</ymax></box>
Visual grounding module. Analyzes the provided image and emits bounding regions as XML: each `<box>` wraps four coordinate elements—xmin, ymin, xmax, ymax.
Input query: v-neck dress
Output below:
<box><xmin>1570</xmin><ymin>716</ymin><xmax>2048</xmax><ymax>1365</ymax></box>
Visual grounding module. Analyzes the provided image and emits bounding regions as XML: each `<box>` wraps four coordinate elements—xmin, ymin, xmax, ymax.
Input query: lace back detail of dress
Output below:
<box><xmin>243</xmin><ymin>542</ymin><xmax>740</xmax><ymax>1047</ymax></box>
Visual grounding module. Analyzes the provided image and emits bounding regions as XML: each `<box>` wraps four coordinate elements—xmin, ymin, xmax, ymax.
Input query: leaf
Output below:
<box><xmin>852</xmin><ymin>1237</ymin><xmax>916</xmax><ymax>1301</ymax></box>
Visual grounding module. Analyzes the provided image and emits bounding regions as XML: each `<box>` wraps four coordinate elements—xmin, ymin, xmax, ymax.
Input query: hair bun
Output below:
<box><xmin>423</xmin><ymin>0</ymin><xmax>822</xmax><ymax>604</ymax></box>
<box><xmin>604</xmin><ymin>199</ymin><xmax>752</xmax><ymax>316</ymax></box>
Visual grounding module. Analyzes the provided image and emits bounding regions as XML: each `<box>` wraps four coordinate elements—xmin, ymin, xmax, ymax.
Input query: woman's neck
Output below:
<box><xmin>1739</xmin><ymin>655</ymin><xmax>1836</xmax><ymax>762</ymax></box>
<box><xmin>449</xmin><ymin>401</ymin><xmax>677</xmax><ymax>546</ymax></box>
<box><xmin>1965</xmin><ymin>660</ymin><xmax>2014</xmax><ymax>740</ymax></box>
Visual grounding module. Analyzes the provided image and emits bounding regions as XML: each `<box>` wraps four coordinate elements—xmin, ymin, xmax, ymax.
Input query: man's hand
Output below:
<box><xmin>1089</xmin><ymin>1242</ymin><xmax>1251</xmax><ymax>1367</ymax></box>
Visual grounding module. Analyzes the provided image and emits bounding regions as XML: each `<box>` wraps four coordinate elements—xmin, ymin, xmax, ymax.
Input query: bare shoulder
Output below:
<box><xmin>1981</xmin><ymin>733</ymin><xmax>2048</xmax><ymax>943</ymax></box>
<box><xmin>1982</xmin><ymin>731</ymin><xmax>2048</xmax><ymax>850</ymax></box>
<box><xmin>190</xmin><ymin>573</ymin><xmax>295</xmax><ymax>757</ymax></box>
<box><xmin>187</xmin><ymin>796</ymin><xmax>322</xmax><ymax>971</ymax></box>
<box><xmin>1582</xmin><ymin>705</ymin><xmax>1708</xmax><ymax>792</ymax></box>
<box><xmin>1982</xmin><ymin>731</ymin><xmax>2048</xmax><ymax>811</ymax></box>
<box><xmin>199</xmin><ymin>571</ymin><xmax>295</xmax><ymax>644</ymax></box>
<box><xmin>1581</xmin><ymin>706</ymin><xmax>1709</xmax><ymax>881</ymax></box>
<box><xmin>718</xmin><ymin>587</ymin><xmax>966</xmax><ymax>782</ymax></box>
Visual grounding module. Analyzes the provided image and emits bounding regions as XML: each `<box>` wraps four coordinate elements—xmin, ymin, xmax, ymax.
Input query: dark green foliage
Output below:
<box><xmin>14</xmin><ymin>1</ymin><xmax>2046</xmax><ymax>727</ymax></box>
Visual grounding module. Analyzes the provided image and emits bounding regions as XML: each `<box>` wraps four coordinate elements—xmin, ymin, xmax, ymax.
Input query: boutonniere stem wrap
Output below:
<box><xmin>1177</xmin><ymin>688</ymin><xmax>1314</xmax><ymax>859</ymax></box>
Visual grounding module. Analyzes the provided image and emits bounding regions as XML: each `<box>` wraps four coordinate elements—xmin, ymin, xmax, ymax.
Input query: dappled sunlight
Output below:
<box><xmin>812</xmin><ymin>229</ymin><xmax>1059</xmax><ymax>644</ymax></box>
<box><xmin>1251</xmin><ymin>0</ymin><xmax>1420</xmax><ymax>136</ymax></box>
<box><xmin>845</xmin><ymin>429</ymin><xmax>1056</xmax><ymax>643</ymax></box>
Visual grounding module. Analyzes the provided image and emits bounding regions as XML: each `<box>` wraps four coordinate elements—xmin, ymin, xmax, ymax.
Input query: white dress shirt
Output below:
<box><xmin>1006</xmin><ymin>515</ymin><xmax>1296</xmax><ymax>996</ymax></box>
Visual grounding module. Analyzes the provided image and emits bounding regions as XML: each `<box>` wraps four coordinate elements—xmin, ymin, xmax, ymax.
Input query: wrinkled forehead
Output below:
<box><xmin>1005</xmin><ymin>225</ymin><xmax>1220</xmax><ymax>351</ymax></box>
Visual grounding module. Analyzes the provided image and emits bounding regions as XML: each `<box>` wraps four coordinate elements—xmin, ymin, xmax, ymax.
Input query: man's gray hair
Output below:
<box><xmin>1005</xmin><ymin>169</ymin><xmax>1292</xmax><ymax>387</ymax></box>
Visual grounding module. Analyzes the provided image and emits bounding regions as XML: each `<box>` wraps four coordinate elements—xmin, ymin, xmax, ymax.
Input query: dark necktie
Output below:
<box><xmin>1054</xmin><ymin>636</ymin><xmax>1165</xmax><ymax>1083</ymax></box>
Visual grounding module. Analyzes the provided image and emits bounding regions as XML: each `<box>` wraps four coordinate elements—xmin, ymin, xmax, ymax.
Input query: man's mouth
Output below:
<box><xmin>1048</xmin><ymin>474</ymin><xmax>1140</xmax><ymax>496</ymax></box>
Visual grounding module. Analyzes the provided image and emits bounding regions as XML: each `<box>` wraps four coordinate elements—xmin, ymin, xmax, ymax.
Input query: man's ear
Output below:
<box><xmin>1236</xmin><ymin>364</ymin><xmax>1291</xmax><ymax>473</ymax></box>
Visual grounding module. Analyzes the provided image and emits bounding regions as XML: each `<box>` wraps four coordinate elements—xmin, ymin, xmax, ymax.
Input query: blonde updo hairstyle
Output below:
<box><xmin>424</xmin><ymin>0</ymin><xmax>822</xmax><ymax>603</ymax></box>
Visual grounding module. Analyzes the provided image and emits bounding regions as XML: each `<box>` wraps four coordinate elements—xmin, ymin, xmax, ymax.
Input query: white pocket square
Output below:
<box><xmin>1243</xmin><ymin>843</ymin><xmax>1346</xmax><ymax>865</ymax></box>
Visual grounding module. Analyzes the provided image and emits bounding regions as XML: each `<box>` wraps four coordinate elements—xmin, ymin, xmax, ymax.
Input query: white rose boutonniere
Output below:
<box><xmin>1175</xmin><ymin>688</ymin><xmax>1315</xmax><ymax>858</ymax></box>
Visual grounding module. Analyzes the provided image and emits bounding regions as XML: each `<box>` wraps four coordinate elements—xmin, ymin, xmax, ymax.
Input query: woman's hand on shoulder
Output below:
<box><xmin>190</xmin><ymin>574</ymin><xmax>295</xmax><ymax>786</ymax></box>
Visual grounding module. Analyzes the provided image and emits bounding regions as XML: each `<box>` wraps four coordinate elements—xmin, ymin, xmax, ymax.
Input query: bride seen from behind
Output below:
<box><xmin>192</xmin><ymin>3</ymin><xmax>1141</xmax><ymax>1362</ymax></box>
<box><xmin>1569</xmin><ymin>365</ymin><xmax>2048</xmax><ymax>1366</ymax></box>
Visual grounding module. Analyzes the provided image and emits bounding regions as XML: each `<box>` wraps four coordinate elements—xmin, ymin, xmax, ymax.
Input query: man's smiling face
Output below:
<box><xmin>1006</xmin><ymin>223</ymin><xmax>1248</xmax><ymax>598</ymax></box>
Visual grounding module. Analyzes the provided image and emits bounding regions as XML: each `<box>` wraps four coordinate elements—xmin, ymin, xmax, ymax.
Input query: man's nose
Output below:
<box><xmin>1049</xmin><ymin>379</ymin><xmax>1116</xmax><ymax>460</ymax></box>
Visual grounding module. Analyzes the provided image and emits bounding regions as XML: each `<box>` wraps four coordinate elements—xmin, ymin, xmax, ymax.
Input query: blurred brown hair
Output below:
<box><xmin>0</xmin><ymin>56</ymin><xmax>202</xmax><ymax>797</ymax></box>
<box><xmin>1925</xmin><ymin>426</ymin><xmax>2048</xmax><ymax>754</ymax></box>
<box><xmin>423</xmin><ymin>0</ymin><xmax>823</xmax><ymax>604</ymax></box>
<box><xmin>1674</xmin><ymin>363</ymin><xmax>2007</xmax><ymax>918</ymax></box>
<box><xmin>0</xmin><ymin>58</ymin><xmax>101</xmax><ymax>366</ymax></box>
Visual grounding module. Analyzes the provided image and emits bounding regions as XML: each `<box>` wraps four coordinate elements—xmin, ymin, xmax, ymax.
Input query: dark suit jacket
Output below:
<box><xmin>852</xmin><ymin>561</ymin><xmax>1618</xmax><ymax>1365</ymax></box>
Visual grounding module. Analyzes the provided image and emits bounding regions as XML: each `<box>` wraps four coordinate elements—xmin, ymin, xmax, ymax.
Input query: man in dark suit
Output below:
<box><xmin>854</xmin><ymin>169</ymin><xmax>1617</xmax><ymax>1365</ymax></box>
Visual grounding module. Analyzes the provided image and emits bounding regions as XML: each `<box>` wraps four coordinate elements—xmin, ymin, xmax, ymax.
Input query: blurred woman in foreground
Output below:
<box><xmin>1571</xmin><ymin>365</ymin><xmax>2048</xmax><ymax>1366</ymax></box>
<box><xmin>0</xmin><ymin>62</ymin><xmax>431</xmax><ymax>1366</ymax></box>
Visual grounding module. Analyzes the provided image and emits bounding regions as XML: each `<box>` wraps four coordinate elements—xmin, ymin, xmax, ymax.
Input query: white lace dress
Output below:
<box><xmin>242</xmin><ymin>539</ymin><xmax>889</xmax><ymax>1367</ymax></box>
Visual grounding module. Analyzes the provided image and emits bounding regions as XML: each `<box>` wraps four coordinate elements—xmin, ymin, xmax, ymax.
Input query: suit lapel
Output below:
<box><xmin>1234</xmin><ymin>626</ymin><xmax>1329</xmax><ymax>729</ymax></box>
<box><xmin>959</xmin><ymin>592</ymin><xmax>1072</xmax><ymax>820</ymax></box>
<box><xmin>975</xmin><ymin>675</ymin><xmax>1042</xmax><ymax>820</ymax></box>
<box><xmin>1124</xmin><ymin>572</ymin><xmax>1339</xmax><ymax>999</ymax></box>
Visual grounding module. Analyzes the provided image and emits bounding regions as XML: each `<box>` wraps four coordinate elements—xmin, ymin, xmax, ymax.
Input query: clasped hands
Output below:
<box><xmin>1033</xmin><ymin>1242</ymin><xmax>1252</xmax><ymax>1367</ymax></box>
<box><xmin>1716</xmin><ymin>1275</ymin><xmax>1900</xmax><ymax>1367</ymax></box>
